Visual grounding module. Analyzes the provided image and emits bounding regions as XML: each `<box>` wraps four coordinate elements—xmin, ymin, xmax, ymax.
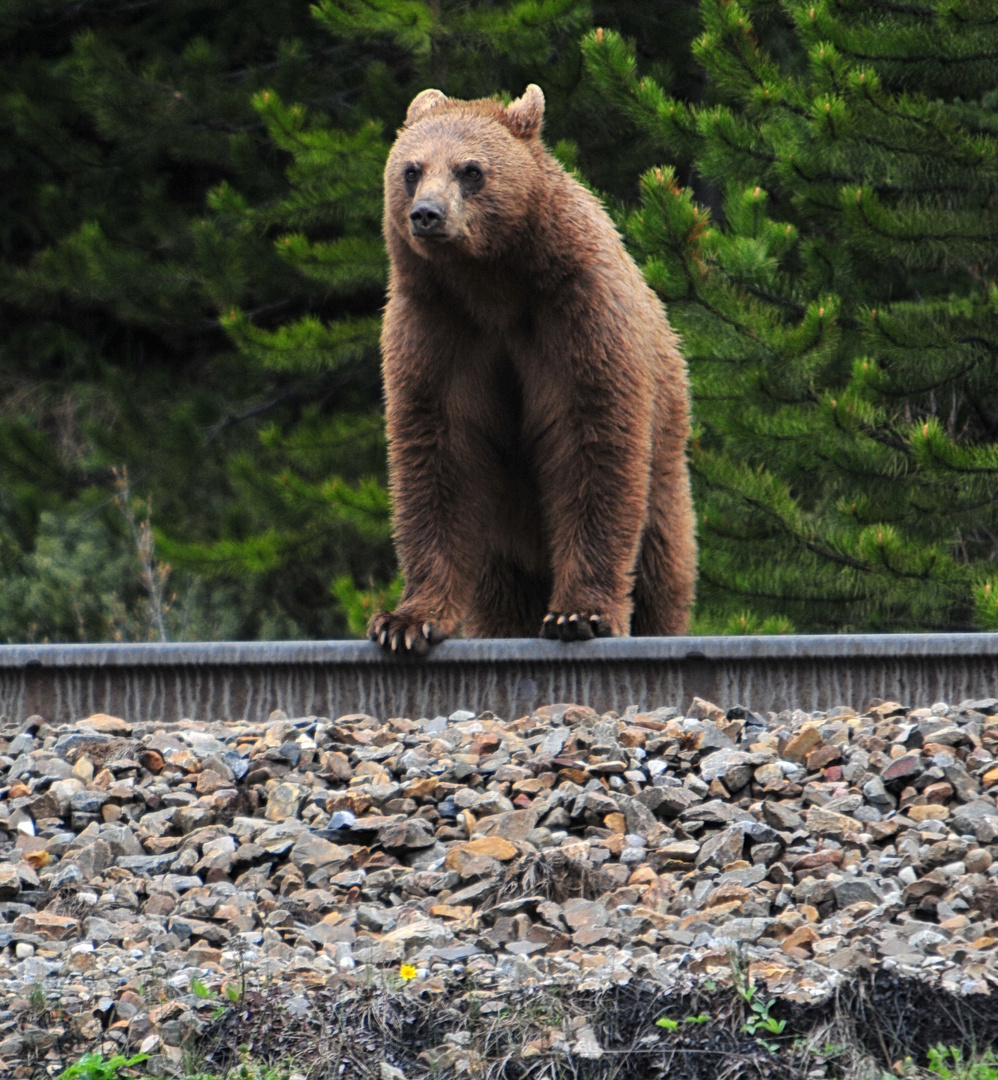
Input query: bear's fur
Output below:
<box><xmin>369</xmin><ymin>84</ymin><xmax>696</xmax><ymax>652</ymax></box>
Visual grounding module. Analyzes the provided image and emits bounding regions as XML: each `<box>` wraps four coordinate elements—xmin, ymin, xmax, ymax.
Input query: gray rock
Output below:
<box><xmin>471</xmin><ymin>808</ymin><xmax>538</xmax><ymax>842</ymax></box>
<box><xmin>174</xmin><ymin>805</ymin><xmax>216</xmax><ymax>833</ymax></box>
<box><xmin>699</xmin><ymin>749</ymin><xmax>752</xmax><ymax>784</ymax></box>
<box><xmin>181</xmin><ymin>732</ymin><xmax>228</xmax><ymax>758</ymax></box>
<box><xmin>654</xmin><ymin>787</ymin><xmax>700</xmax><ymax>817</ymax></box>
<box><xmin>832</xmin><ymin>877</ymin><xmax>884</xmax><ymax>907</ymax></box>
<box><xmin>70</xmin><ymin>840</ymin><xmax>113</xmax><ymax>880</ymax></box>
<box><xmin>617</xmin><ymin>796</ymin><xmax>657</xmax><ymax>840</ymax></box>
<box><xmin>682</xmin><ymin>799</ymin><xmax>752</xmax><ymax>825</ymax></box>
<box><xmin>950</xmin><ymin>799</ymin><xmax>998</xmax><ymax>834</ymax></box>
<box><xmin>54</xmin><ymin>733</ymin><xmax>111</xmax><ymax>760</ymax></box>
<box><xmin>257</xmin><ymin>820</ymin><xmax>307</xmax><ymax>854</ymax></box>
<box><xmin>264</xmin><ymin>782</ymin><xmax>308</xmax><ymax>822</ymax></box>
<box><xmin>69</xmin><ymin>791</ymin><xmax>107</xmax><ymax>816</ymax></box>
<box><xmin>658</xmin><ymin>840</ymin><xmax>700</xmax><ymax>862</ymax></box>
<box><xmin>289</xmin><ymin>833</ymin><xmax>351</xmax><ymax>875</ymax></box>
<box><xmin>99</xmin><ymin>824</ymin><xmax>143</xmax><ymax>857</ymax></box>
<box><xmin>695</xmin><ymin>826</ymin><xmax>745</xmax><ymax>868</ymax></box>
<box><xmin>116</xmin><ymin>853</ymin><xmax>178</xmax><ymax>875</ymax></box>
<box><xmin>138</xmin><ymin>807</ymin><xmax>177</xmax><ymax>836</ymax></box>
<box><xmin>561</xmin><ymin>899</ymin><xmax>609</xmax><ymax>930</ymax></box>
<box><xmin>0</xmin><ymin>863</ymin><xmax>21</xmax><ymax>898</ymax></box>
<box><xmin>540</xmin><ymin>727</ymin><xmax>569</xmax><ymax>756</ymax></box>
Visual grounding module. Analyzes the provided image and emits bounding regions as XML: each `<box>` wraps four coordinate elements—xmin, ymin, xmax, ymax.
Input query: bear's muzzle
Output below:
<box><xmin>409</xmin><ymin>199</ymin><xmax>449</xmax><ymax>238</ymax></box>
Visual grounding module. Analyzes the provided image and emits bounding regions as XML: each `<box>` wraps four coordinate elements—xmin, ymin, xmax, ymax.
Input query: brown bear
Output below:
<box><xmin>369</xmin><ymin>84</ymin><xmax>696</xmax><ymax>653</ymax></box>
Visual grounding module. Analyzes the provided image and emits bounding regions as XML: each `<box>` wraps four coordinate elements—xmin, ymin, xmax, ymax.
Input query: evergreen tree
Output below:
<box><xmin>585</xmin><ymin>0</ymin><xmax>998</xmax><ymax>633</ymax></box>
<box><xmin>0</xmin><ymin>0</ymin><xmax>362</xmax><ymax>639</ymax></box>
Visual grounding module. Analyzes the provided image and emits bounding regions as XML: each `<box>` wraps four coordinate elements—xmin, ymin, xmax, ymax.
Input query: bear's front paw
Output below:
<box><xmin>369</xmin><ymin>611</ymin><xmax>448</xmax><ymax>655</ymax></box>
<box><xmin>541</xmin><ymin>611</ymin><xmax>614</xmax><ymax>642</ymax></box>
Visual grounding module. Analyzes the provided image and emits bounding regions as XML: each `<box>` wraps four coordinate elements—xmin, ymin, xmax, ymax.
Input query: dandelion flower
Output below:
<box><xmin>399</xmin><ymin>964</ymin><xmax>418</xmax><ymax>981</ymax></box>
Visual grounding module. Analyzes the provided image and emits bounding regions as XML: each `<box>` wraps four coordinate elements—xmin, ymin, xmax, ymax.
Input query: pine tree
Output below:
<box><xmin>585</xmin><ymin>1</ymin><xmax>998</xmax><ymax>633</ymax></box>
<box><xmin>0</xmin><ymin>0</ymin><xmax>363</xmax><ymax>639</ymax></box>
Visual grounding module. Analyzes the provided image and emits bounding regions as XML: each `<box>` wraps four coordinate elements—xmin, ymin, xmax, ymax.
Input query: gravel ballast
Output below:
<box><xmin>3</xmin><ymin>694</ymin><xmax>998</xmax><ymax>1076</ymax></box>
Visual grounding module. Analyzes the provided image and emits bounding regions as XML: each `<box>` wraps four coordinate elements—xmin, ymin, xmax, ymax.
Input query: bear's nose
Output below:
<box><xmin>410</xmin><ymin>200</ymin><xmax>447</xmax><ymax>236</ymax></box>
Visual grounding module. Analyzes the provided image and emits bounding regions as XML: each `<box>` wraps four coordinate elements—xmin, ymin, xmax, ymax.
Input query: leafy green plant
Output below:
<box><xmin>725</xmin><ymin>953</ymin><xmax>786</xmax><ymax>1051</ymax></box>
<box><xmin>28</xmin><ymin>982</ymin><xmax>46</xmax><ymax>1016</ymax></box>
<box><xmin>55</xmin><ymin>1052</ymin><xmax>149</xmax><ymax>1080</ymax></box>
<box><xmin>738</xmin><ymin>983</ymin><xmax>786</xmax><ymax>1038</ymax></box>
<box><xmin>656</xmin><ymin>1012</ymin><xmax>712</xmax><ymax>1031</ymax></box>
<box><xmin>190</xmin><ymin>976</ymin><xmax>217</xmax><ymax>999</ymax></box>
<box><xmin>924</xmin><ymin>1045</ymin><xmax>998</xmax><ymax>1080</ymax></box>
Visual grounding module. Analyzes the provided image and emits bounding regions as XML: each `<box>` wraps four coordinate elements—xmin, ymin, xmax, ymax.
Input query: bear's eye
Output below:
<box><xmin>461</xmin><ymin>162</ymin><xmax>483</xmax><ymax>183</ymax></box>
<box><xmin>403</xmin><ymin>166</ymin><xmax>420</xmax><ymax>185</ymax></box>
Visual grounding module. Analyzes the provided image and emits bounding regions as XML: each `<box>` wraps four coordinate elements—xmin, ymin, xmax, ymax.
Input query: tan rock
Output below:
<box><xmin>12</xmin><ymin>911</ymin><xmax>79</xmax><ymax>940</ymax></box>
<box><xmin>73</xmin><ymin>756</ymin><xmax>95</xmax><ymax>783</ymax></box>
<box><xmin>22</xmin><ymin>849</ymin><xmax>50</xmax><ymax>871</ymax></box>
<box><xmin>618</xmin><ymin>726</ymin><xmax>648</xmax><ymax>748</ymax></box>
<box><xmin>906</xmin><ymin>803</ymin><xmax>949</xmax><ymax>822</ymax></box>
<box><xmin>325</xmin><ymin>791</ymin><xmax>372</xmax><ymax>815</ymax></box>
<box><xmin>782</xmin><ymin>726</ymin><xmax>823</xmax><ymax>762</ymax></box>
<box><xmin>456</xmin><ymin>836</ymin><xmax>518</xmax><ymax>861</ymax></box>
<box><xmin>805</xmin><ymin>807</ymin><xmax>858</xmax><ymax>837</ymax></box>
<box><xmin>264</xmin><ymin>781</ymin><xmax>308</xmax><ymax>822</ymax></box>
<box><xmin>600</xmin><ymin>833</ymin><xmax>625</xmax><ymax>855</ymax></box>
<box><xmin>627</xmin><ymin>866</ymin><xmax>658</xmax><ymax>886</ymax></box>
<box><xmin>966</xmin><ymin>848</ymin><xmax>993</xmax><ymax>873</ymax></box>
<box><xmin>81</xmin><ymin>713</ymin><xmax>131</xmax><ymax>735</ymax></box>
<box><xmin>195</xmin><ymin>770</ymin><xmax>231</xmax><ymax>796</ymax></box>
<box><xmin>781</xmin><ymin>924</ymin><xmax>819</xmax><ymax>955</ymax></box>
<box><xmin>983</xmin><ymin>765</ymin><xmax>998</xmax><ymax>787</ymax></box>
<box><xmin>471</xmin><ymin>807</ymin><xmax>538</xmax><ymax>842</ymax></box>
<box><xmin>687</xmin><ymin>697</ymin><xmax>726</xmax><ymax>722</ymax></box>
<box><xmin>429</xmin><ymin>904</ymin><xmax>474</xmax><ymax>921</ymax></box>
<box><xmin>704</xmin><ymin>883</ymin><xmax>749</xmax><ymax>908</ymax></box>
<box><xmin>403</xmin><ymin>777</ymin><xmax>439</xmax><ymax>799</ymax></box>
<box><xmin>868</xmin><ymin>701</ymin><xmax>907</xmax><ymax>719</ymax></box>
<box><xmin>512</xmin><ymin>776</ymin><xmax>554</xmax><ymax>795</ymax></box>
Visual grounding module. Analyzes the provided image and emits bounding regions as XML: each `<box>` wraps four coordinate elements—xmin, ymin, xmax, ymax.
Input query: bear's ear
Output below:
<box><xmin>405</xmin><ymin>88</ymin><xmax>448</xmax><ymax>126</ymax></box>
<box><xmin>505</xmin><ymin>84</ymin><xmax>545</xmax><ymax>139</ymax></box>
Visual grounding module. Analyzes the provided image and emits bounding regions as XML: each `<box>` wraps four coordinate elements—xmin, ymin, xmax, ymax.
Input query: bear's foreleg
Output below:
<box><xmin>527</xmin><ymin>351</ymin><xmax>654</xmax><ymax>642</ymax></box>
<box><xmin>368</xmin><ymin>400</ymin><xmax>484</xmax><ymax>652</ymax></box>
<box><xmin>369</xmin><ymin>300</ymin><xmax>497</xmax><ymax>653</ymax></box>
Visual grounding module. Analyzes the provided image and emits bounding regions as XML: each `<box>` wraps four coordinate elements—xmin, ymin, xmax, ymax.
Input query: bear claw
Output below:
<box><xmin>369</xmin><ymin>612</ymin><xmax>448</xmax><ymax>655</ymax></box>
<box><xmin>541</xmin><ymin>611</ymin><xmax>612</xmax><ymax>642</ymax></box>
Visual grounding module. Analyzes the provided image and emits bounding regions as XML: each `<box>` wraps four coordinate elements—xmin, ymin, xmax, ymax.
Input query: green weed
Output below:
<box><xmin>55</xmin><ymin>1052</ymin><xmax>149</xmax><ymax>1080</ymax></box>
<box><xmin>923</xmin><ymin>1045</ymin><xmax>998</xmax><ymax>1080</ymax></box>
<box><xmin>190</xmin><ymin>976</ymin><xmax>218</xmax><ymax>999</ymax></box>
<box><xmin>655</xmin><ymin>1012</ymin><xmax>712</xmax><ymax>1031</ymax></box>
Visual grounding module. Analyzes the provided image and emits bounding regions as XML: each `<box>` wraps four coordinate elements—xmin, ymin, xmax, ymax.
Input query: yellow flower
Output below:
<box><xmin>399</xmin><ymin>964</ymin><xmax>418</xmax><ymax>981</ymax></box>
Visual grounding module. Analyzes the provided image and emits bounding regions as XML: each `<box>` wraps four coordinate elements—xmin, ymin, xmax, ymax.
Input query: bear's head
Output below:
<box><xmin>385</xmin><ymin>85</ymin><xmax>546</xmax><ymax>262</ymax></box>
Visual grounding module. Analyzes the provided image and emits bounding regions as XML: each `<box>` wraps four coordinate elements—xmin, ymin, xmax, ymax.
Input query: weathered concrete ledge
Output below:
<box><xmin>0</xmin><ymin>633</ymin><xmax>996</xmax><ymax>723</ymax></box>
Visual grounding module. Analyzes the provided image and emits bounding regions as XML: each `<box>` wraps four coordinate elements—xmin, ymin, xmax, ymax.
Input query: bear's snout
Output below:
<box><xmin>409</xmin><ymin>199</ymin><xmax>448</xmax><ymax>237</ymax></box>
